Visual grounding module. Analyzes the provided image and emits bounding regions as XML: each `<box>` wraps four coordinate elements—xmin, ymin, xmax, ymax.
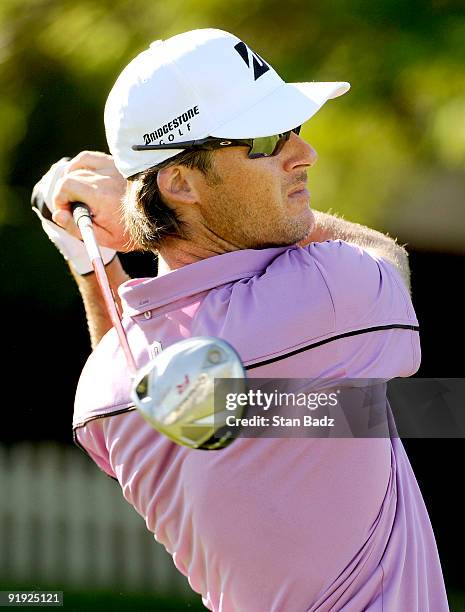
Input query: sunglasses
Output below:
<box><xmin>132</xmin><ymin>126</ymin><xmax>301</xmax><ymax>159</ymax></box>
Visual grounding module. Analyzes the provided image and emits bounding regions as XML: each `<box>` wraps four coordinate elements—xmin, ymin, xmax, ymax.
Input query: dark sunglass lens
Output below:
<box><xmin>248</xmin><ymin>135</ymin><xmax>280</xmax><ymax>158</ymax></box>
<box><xmin>248</xmin><ymin>126</ymin><xmax>302</xmax><ymax>158</ymax></box>
<box><xmin>271</xmin><ymin>135</ymin><xmax>288</xmax><ymax>156</ymax></box>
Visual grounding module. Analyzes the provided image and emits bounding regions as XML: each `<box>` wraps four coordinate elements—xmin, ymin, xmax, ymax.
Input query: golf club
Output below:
<box><xmin>71</xmin><ymin>202</ymin><xmax>247</xmax><ymax>450</ymax></box>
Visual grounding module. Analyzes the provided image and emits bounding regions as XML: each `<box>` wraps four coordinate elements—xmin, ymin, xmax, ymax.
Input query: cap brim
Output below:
<box><xmin>210</xmin><ymin>81</ymin><xmax>350</xmax><ymax>138</ymax></box>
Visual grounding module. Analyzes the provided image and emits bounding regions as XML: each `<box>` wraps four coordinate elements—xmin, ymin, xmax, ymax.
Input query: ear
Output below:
<box><xmin>156</xmin><ymin>165</ymin><xmax>199</xmax><ymax>205</ymax></box>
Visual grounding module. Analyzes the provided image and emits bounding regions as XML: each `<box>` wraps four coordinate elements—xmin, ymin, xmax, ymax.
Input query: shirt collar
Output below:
<box><xmin>119</xmin><ymin>246</ymin><xmax>290</xmax><ymax>316</ymax></box>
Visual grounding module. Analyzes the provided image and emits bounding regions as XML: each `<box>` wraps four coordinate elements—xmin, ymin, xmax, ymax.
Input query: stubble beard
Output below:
<box><xmin>205</xmin><ymin>203</ymin><xmax>311</xmax><ymax>249</ymax></box>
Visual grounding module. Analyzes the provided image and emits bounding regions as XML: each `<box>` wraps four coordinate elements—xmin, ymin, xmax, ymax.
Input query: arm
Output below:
<box><xmin>300</xmin><ymin>210</ymin><xmax>411</xmax><ymax>292</ymax></box>
<box><xmin>68</xmin><ymin>256</ymin><xmax>130</xmax><ymax>349</ymax></box>
<box><xmin>33</xmin><ymin>152</ymin><xmax>135</xmax><ymax>348</ymax></box>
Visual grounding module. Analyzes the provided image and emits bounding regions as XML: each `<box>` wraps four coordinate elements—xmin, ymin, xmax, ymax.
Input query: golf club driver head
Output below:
<box><xmin>131</xmin><ymin>337</ymin><xmax>247</xmax><ymax>450</ymax></box>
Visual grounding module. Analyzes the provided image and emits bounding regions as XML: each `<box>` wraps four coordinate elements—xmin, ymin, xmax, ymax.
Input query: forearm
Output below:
<box><xmin>302</xmin><ymin>210</ymin><xmax>411</xmax><ymax>292</ymax></box>
<box><xmin>69</xmin><ymin>255</ymin><xmax>130</xmax><ymax>349</ymax></box>
<box><xmin>306</xmin><ymin>211</ymin><xmax>393</xmax><ymax>247</ymax></box>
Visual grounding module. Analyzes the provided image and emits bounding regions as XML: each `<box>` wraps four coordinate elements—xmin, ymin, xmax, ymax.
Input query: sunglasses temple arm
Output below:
<box><xmin>71</xmin><ymin>203</ymin><xmax>138</xmax><ymax>377</ymax></box>
<box><xmin>132</xmin><ymin>140</ymin><xmax>199</xmax><ymax>151</ymax></box>
<box><xmin>131</xmin><ymin>138</ymin><xmax>253</xmax><ymax>152</ymax></box>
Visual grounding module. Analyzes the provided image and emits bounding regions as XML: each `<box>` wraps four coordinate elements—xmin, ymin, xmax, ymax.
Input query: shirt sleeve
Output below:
<box><xmin>74</xmin><ymin>422</ymin><xmax>116</xmax><ymax>479</ymax></box>
<box><xmin>303</xmin><ymin>240</ymin><xmax>421</xmax><ymax>378</ymax></box>
<box><xmin>305</xmin><ymin>240</ymin><xmax>418</xmax><ymax>331</ymax></box>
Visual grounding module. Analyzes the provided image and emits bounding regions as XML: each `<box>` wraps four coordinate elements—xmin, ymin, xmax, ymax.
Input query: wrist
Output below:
<box><xmin>68</xmin><ymin>253</ymin><xmax>129</xmax><ymax>285</ymax></box>
<box><xmin>34</xmin><ymin>209</ymin><xmax>117</xmax><ymax>275</ymax></box>
<box><xmin>74</xmin><ymin>252</ymin><xmax>119</xmax><ymax>276</ymax></box>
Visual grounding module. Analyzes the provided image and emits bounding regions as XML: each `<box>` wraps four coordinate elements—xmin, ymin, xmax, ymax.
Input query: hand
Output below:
<box><xmin>32</xmin><ymin>154</ymin><xmax>119</xmax><ymax>275</ymax></box>
<box><xmin>50</xmin><ymin>151</ymin><xmax>132</xmax><ymax>252</ymax></box>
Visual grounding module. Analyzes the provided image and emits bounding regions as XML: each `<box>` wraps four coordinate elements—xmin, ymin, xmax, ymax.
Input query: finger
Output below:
<box><xmin>52</xmin><ymin>181</ymin><xmax>113</xmax><ymax>238</ymax></box>
<box><xmin>51</xmin><ymin>207</ymin><xmax>117</xmax><ymax>248</ymax></box>
<box><xmin>66</xmin><ymin>151</ymin><xmax>114</xmax><ymax>173</ymax></box>
<box><xmin>52</xmin><ymin>174</ymin><xmax>99</xmax><ymax>213</ymax></box>
<box><xmin>51</xmin><ymin>209</ymin><xmax>81</xmax><ymax>240</ymax></box>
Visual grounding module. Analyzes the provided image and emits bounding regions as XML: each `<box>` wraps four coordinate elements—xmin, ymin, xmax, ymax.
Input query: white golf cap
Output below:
<box><xmin>104</xmin><ymin>28</ymin><xmax>350</xmax><ymax>178</ymax></box>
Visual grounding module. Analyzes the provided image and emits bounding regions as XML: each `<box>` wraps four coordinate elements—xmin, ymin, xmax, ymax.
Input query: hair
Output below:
<box><xmin>122</xmin><ymin>149</ymin><xmax>216</xmax><ymax>252</ymax></box>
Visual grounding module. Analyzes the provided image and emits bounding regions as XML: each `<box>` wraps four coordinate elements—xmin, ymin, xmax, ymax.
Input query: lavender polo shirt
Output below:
<box><xmin>73</xmin><ymin>240</ymin><xmax>449</xmax><ymax>611</ymax></box>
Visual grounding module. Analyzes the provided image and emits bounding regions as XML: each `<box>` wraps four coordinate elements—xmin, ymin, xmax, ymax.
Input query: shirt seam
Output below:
<box><xmin>244</xmin><ymin>320</ymin><xmax>419</xmax><ymax>366</ymax></box>
<box><xmin>74</xmin><ymin>323</ymin><xmax>419</xmax><ymax>425</ymax></box>
<box><xmin>73</xmin><ymin>404</ymin><xmax>136</xmax><ymax>429</ymax></box>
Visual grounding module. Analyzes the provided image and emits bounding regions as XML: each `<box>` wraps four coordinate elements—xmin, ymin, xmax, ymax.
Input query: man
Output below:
<box><xmin>34</xmin><ymin>29</ymin><xmax>449</xmax><ymax>611</ymax></box>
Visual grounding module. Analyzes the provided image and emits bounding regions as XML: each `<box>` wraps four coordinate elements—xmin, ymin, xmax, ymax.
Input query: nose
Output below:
<box><xmin>283</xmin><ymin>131</ymin><xmax>318</xmax><ymax>169</ymax></box>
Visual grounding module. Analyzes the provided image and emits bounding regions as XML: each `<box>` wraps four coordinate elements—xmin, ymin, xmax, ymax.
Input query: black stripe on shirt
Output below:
<box><xmin>245</xmin><ymin>324</ymin><xmax>419</xmax><ymax>371</ymax></box>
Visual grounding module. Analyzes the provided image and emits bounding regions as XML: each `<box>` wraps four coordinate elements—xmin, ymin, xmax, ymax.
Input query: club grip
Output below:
<box><xmin>71</xmin><ymin>202</ymin><xmax>92</xmax><ymax>228</ymax></box>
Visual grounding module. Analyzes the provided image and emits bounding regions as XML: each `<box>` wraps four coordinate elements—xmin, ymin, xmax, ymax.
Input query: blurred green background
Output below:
<box><xmin>2</xmin><ymin>0</ymin><xmax>465</xmax><ymax>256</ymax></box>
<box><xmin>0</xmin><ymin>0</ymin><xmax>464</xmax><ymax>609</ymax></box>
<box><xmin>0</xmin><ymin>0</ymin><xmax>464</xmax><ymax>311</ymax></box>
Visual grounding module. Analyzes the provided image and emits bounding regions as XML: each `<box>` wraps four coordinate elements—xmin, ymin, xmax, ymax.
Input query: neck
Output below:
<box><xmin>156</xmin><ymin>236</ymin><xmax>238</xmax><ymax>276</ymax></box>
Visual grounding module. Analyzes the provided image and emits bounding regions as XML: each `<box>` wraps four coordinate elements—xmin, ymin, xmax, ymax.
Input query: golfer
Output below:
<box><xmin>34</xmin><ymin>29</ymin><xmax>449</xmax><ymax>611</ymax></box>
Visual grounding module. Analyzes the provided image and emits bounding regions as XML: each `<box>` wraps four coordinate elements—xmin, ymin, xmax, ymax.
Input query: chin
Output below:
<box><xmin>289</xmin><ymin>209</ymin><xmax>315</xmax><ymax>245</ymax></box>
<box><xmin>259</xmin><ymin>229</ymin><xmax>311</xmax><ymax>249</ymax></box>
<box><xmin>247</xmin><ymin>209</ymin><xmax>315</xmax><ymax>249</ymax></box>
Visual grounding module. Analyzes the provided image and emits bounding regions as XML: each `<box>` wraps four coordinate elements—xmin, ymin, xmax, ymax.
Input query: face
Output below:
<box><xmin>194</xmin><ymin>131</ymin><xmax>318</xmax><ymax>249</ymax></box>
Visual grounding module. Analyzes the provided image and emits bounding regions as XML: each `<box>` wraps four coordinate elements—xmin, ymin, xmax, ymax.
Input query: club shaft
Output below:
<box><xmin>71</xmin><ymin>203</ymin><xmax>138</xmax><ymax>377</ymax></box>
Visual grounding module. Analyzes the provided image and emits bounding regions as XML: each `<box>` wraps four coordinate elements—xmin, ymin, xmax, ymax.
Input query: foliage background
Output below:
<box><xmin>1</xmin><ymin>0</ymin><xmax>464</xmax><ymax>304</ymax></box>
<box><xmin>0</xmin><ymin>0</ymin><xmax>463</xmax><ymax>607</ymax></box>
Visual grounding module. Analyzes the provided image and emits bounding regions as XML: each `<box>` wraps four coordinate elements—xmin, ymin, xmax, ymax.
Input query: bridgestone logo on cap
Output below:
<box><xmin>234</xmin><ymin>42</ymin><xmax>270</xmax><ymax>81</ymax></box>
<box><xmin>143</xmin><ymin>105</ymin><xmax>200</xmax><ymax>145</ymax></box>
